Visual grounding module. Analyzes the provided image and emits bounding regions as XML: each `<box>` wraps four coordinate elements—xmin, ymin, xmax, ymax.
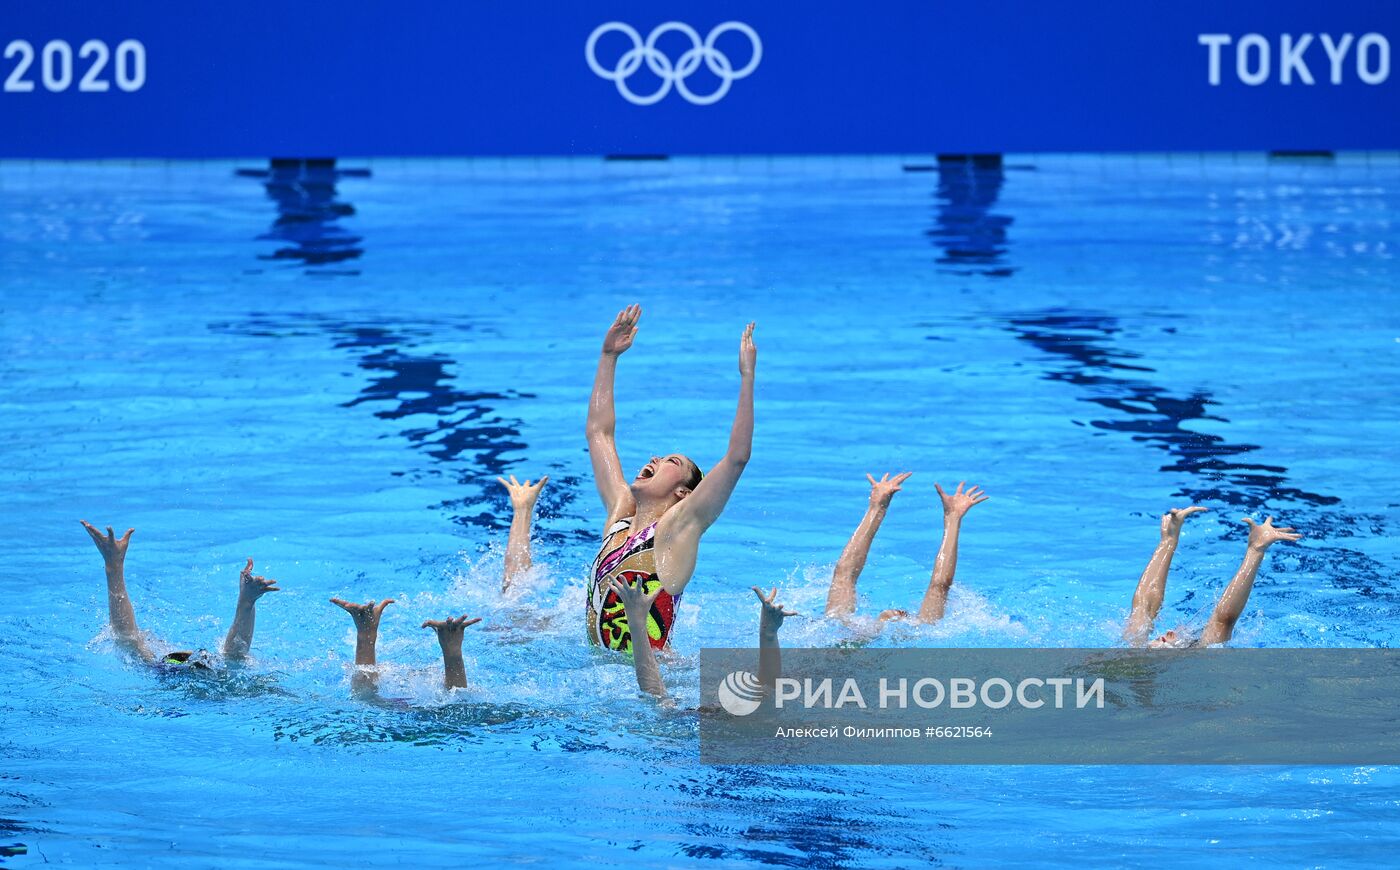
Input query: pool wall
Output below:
<box><xmin>2</xmin><ymin>1</ymin><xmax>1397</xmax><ymax>158</ymax></box>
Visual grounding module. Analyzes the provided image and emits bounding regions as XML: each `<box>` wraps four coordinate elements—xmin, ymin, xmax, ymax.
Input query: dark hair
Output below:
<box><xmin>681</xmin><ymin>456</ymin><xmax>704</xmax><ymax>492</ymax></box>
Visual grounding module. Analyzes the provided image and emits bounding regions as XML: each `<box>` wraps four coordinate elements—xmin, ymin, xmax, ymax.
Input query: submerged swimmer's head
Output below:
<box><xmin>632</xmin><ymin>454</ymin><xmax>703</xmax><ymax>506</ymax></box>
<box><xmin>161</xmin><ymin>649</ymin><xmax>214</xmax><ymax>670</ymax></box>
<box><xmin>1148</xmin><ymin>629</ymin><xmax>1192</xmax><ymax>650</ymax></box>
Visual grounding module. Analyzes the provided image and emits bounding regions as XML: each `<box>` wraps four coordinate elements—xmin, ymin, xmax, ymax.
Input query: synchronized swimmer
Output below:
<box><xmin>80</xmin><ymin>304</ymin><xmax>1304</xmax><ymax>703</ymax></box>
<box><xmin>588</xmin><ymin>305</ymin><xmax>755</xmax><ymax>696</ymax></box>
<box><xmin>1123</xmin><ymin>508</ymin><xmax>1302</xmax><ymax>648</ymax></box>
<box><xmin>81</xmin><ymin>470</ymin><xmax>551</xmax><ymax>693</ymax></box>
<box><xmin>823</xmin><ymin>473</ymin><xmax>989</xmax><ymax>624</ymax></box>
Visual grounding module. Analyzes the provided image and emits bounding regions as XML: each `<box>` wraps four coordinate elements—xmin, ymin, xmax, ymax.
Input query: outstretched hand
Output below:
<box><xmin>935</xmin><ymin>481</ymin><xmax>989</xmax><ymax>518</ymax></box>
<box><xmin>80</xmin><ymin>520</ymin><xmax>133</xmax><ymax>564</ymax></box>
<box><xmin>602</xmin><ymin>304</ymin><xmax>641</xmax><ymax>356</ymax></box>
<box><xmin>422</xmin><ymin>614</ymin><xmax>482</xmax><ymax>650</ymax></box>
<box><xmin>1244</xmin><ymin>516</ymin><xmax>1302</xmax><ymax>551</ymax></box>
<box><xmin>867</xmin><ymin>472</ymin><xmax>912</xmax><ymax>507</ymax></box>
<box><xmin>608</xmin><ymin>575</ymin><xmax>660</xmax><ymax>618</ymax></box>
<box><xmin>497</xmin><ymin>474</ymin><xmax>549</xmax><ymax>509</ymax></box>
<box><xmin>752</xmin><ymin>585</ymin><xmax>799</xmax><ymax>636</ymax></box>
<box><xmin>330</xmin><ymin>597</ymin><xmax>395</xmax><ymax>631</ymax></box>
<box><xmin>238</xmin><ymin>558</ymin><xmax>280</xmax><ymax>602</ymax></box>
<box><xmin>1160</xmin><ymin>505</ymin><xmax>1207</xmax><ymax>539</ymax></box>
<box><xmin>738</xmin><ymin>322</ymin><xmax>757</xmax><ymax>377</ymax></box>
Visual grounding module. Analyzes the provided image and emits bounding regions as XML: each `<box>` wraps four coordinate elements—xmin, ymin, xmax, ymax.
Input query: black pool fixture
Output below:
<box><xmin>1268</xmin><ymin>150</ymin><xmax>1335</xmax><ymax>160</ymax></box>
<box><xmin>234</xmin><ymin>157</ymin><xmax>372</xmax><ymax>179</ymax></box>
<box><xmin>937</xmin><ymin>153</ymin><xmax>1004</xmax><ymax>168</ymax></box>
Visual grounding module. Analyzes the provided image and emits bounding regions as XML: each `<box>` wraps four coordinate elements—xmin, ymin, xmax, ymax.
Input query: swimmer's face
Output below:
<box><xmin>633</xmin><ymin>454</ymin><xmax>701</xmax><ymax>501</ymax></box>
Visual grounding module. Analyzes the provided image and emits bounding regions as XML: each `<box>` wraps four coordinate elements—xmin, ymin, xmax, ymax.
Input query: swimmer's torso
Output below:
<box><xmin>587</xmin><ymin>517</ymin><xmax>683</xmax><ymax>652</ymax></box>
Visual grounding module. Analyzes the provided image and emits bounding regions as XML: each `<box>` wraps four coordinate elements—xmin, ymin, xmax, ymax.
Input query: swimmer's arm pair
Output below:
<box><xmin>497</xmin><ymin>475</ymin><xmax>548</xmax><ymax>590</ymax></box>
<box><xmin>332</xmin><ymin>598</ymin><xmax>483</xmax><ymax>692</ymax></box>
<box><xmin>609</xmin><ymin>576</ymin><xmax>667</xmax><ymax>698</ymax></box>
<box><xmin>586</xmin><ymin>305</ymin><xmax>639</xmax><ymax>525</ymax></box>
<box><xmin>916</xmin><ymin>483</ymin><xmax>989</xmax><ymax>623</ymax></box>
<box><xmin>81</xmin><ymin>521</ymin><xmax>154</xmax><ymax>662</ymax></box>
<box><xmin>1199</xmin><ymin>517</ymin><xmax>1301</xmax><ymax>646</ymax></box>
<box><xmin>669</xmin><ymin>323</ymin><xmax>757</xmax><ymax>534</ymax></box>
<box><xmin>222</xmin><ymin>558</ymin><xmax>279</xmax><ymax>660</ymax></box>
<box><xmin>1122</xmin><ymin>507</ymin><xmax>1206</xmax><ymax>646</ymax></box>
<box><xmin>754</xmin><ymin>586</ymin><xmax>797</xmax><ymax>690</ymax></box>
<box><xmin>826</xmin><ymin>473</ymin><xmax>911</xmax><ymax>617</ymax></box>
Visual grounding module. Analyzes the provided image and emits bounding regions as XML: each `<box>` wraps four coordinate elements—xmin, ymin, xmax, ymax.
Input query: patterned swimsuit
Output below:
<box><xmin>587</xmin><ymin>517</ymin><xmax>682</xmax><ymax>653</ymax></box>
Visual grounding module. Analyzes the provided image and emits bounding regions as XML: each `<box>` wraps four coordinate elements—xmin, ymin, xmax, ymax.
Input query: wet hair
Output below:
<box><xmin>681</xmin><ymin>456</ymin><xmax>704</xmax><ymax>492</ymax></box>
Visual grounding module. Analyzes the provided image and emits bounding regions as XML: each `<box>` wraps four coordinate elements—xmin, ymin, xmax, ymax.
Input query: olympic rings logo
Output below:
<box><xmin>585</xmin><ymin>21</ymin><xmax>762</xmax><ymax>106</ymax></box>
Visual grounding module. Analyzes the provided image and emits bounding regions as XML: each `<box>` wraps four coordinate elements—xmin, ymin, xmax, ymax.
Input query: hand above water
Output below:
<box><xmin>1159</xmin><ymin>506</ymin><xmax>1207</xmax><ymax>540</ymax></box>
<box><xmin>330</xmin><ymin>598</ymin><xmax>394</xmax><ymax>634</ymax></box>
<box><xmin>608</xmin><ymin>574</ymin><xmax>660</xmax><ymax>620</ymax></box>
<box><xmin>1244</xmin><ymin>516</ymin><xmax>1302</xmax><ymax>552</ymax></box>
<box><xmin>80</xmin><ymin>521</ymin><xmax>134</xmax><ymax>565</ymax></box>
<box><xmin>866</xmin><ymin>472</ymin><xmax>912</xmax><ymax>508</ymax></box>
<box><xmin>497</xmin><ymin>474</ymin><xmax>549</xmax><ymax>510</ymax></box>
<box><xmin>602</xmin><ymin>304</ymin><xmax>640</xmax><ymax>356</ymax></box>
<box><xmin>738</xmin><ymin>321</ymin><xmax>757</xmax><ymax>377</ymax></box>
<box><xmin>752</xmin><ymin>585</ymin><xmax>799</xmax><ymax>637</ymax></box>
<box><xmin>422</xmin><ymin>614</ymin><xmax>482</xmax><ymax>652</ymax></box>
<box><xmin>237</xmin><ymin>558</ymin><xmax>280</xmax><ymax>604</ymax></box>
<box><xmin>935</xmin><ymin>481</ymin><xmax>989</xmax><ymax>519</ymax></box>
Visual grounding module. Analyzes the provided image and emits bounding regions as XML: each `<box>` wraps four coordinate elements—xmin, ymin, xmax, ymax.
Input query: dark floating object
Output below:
<box><xmin>1268</xmin><ymin>150</ymin><xmax>1335</xmax><ymax>160</ymax></box>
<box><xmin>902</xmin><ymin>164</ymin><xmax>937</xmax><ymax>172</ymax></box>
<box><xmin>605</xmin><ymin>154</ymin><xmax>669</xmax><ymax>161</ymax></box>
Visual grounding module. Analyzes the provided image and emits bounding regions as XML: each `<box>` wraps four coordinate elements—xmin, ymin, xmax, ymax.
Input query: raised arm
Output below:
<box><xmin>330</xmin><ymin>597</ymin><xmax>394</xmax><ymax>698</ymax></box>
<box><xmin>826</xmin><ymin>473</ymin><xmax>911</xmax><ymax>617</ymax></box>
<box><xmin>917</xmin><ymin>482</ymin><xmax>989</xmax><ymax>623</ymax></box>
<box><xmin>608</xmin><ymin>576</ymin><xmax>667</xmax><ymax>699</ymax></box>
<box><xmin>497</xmin><ymin>474</ymin><xmax>548</xmax><ymax>590</ymax></box>
<box><xmin>222</xmin><ymin>558</ymin><xmax>280</xmax><ymax>660</ymax></box>
<box><xmin>1122</xmin><ymin>507</ymin><xmax>1206</xmax><ymax>646</ymax></box>
<box><xmin>81</xmin><ymin>520</ymin><xmax>154</xmax><ymax>662</ymax></box>
<box><xmin>422</xmin><ymin>614</ymin><xmax>483</xmax><ymax>689</ymax></box>
<box><xmin>587</xmin><ymin>305</ymin><xmax>640</xmax><ymax>524</ymax></box>
<box><xmin>1198</xmin><ymin>516</ymin><xmax>1301</xmax><ymax>646</ymax></box>
<box><xmin>672</xmin><ymin>322</ymin><xmax>756</xmax><ymax>532</ymax></box>
<box><xmin>753</xmin><ymin>586</ymin><xmax>798</xmax><ymax>690</ymax></box>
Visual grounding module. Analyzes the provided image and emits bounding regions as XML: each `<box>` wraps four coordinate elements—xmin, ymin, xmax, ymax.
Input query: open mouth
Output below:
<box><xmin>638</xmin><ymin>463</ymin><xmax>656</xmax><ymax>480</ymax></box>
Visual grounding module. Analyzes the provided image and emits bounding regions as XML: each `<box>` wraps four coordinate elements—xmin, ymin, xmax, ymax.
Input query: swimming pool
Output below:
<box><xmin>2</xmin><ymin>153</ymin><xmax>1397</xmax><ymax>866</ymax></box>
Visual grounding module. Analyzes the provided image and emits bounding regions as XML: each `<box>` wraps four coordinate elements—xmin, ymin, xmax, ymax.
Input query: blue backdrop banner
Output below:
<box><xmin>2</xmin><ymin>1</ymin><xmax>1396</xmax><ymax>157</ymax></box>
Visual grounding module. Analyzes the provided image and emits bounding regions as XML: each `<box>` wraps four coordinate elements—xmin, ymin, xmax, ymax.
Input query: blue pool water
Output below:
<box><xmin>2</xmin><ymin>153</ymin><xmax>1399</xmax><ymax>866</ymax></box>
